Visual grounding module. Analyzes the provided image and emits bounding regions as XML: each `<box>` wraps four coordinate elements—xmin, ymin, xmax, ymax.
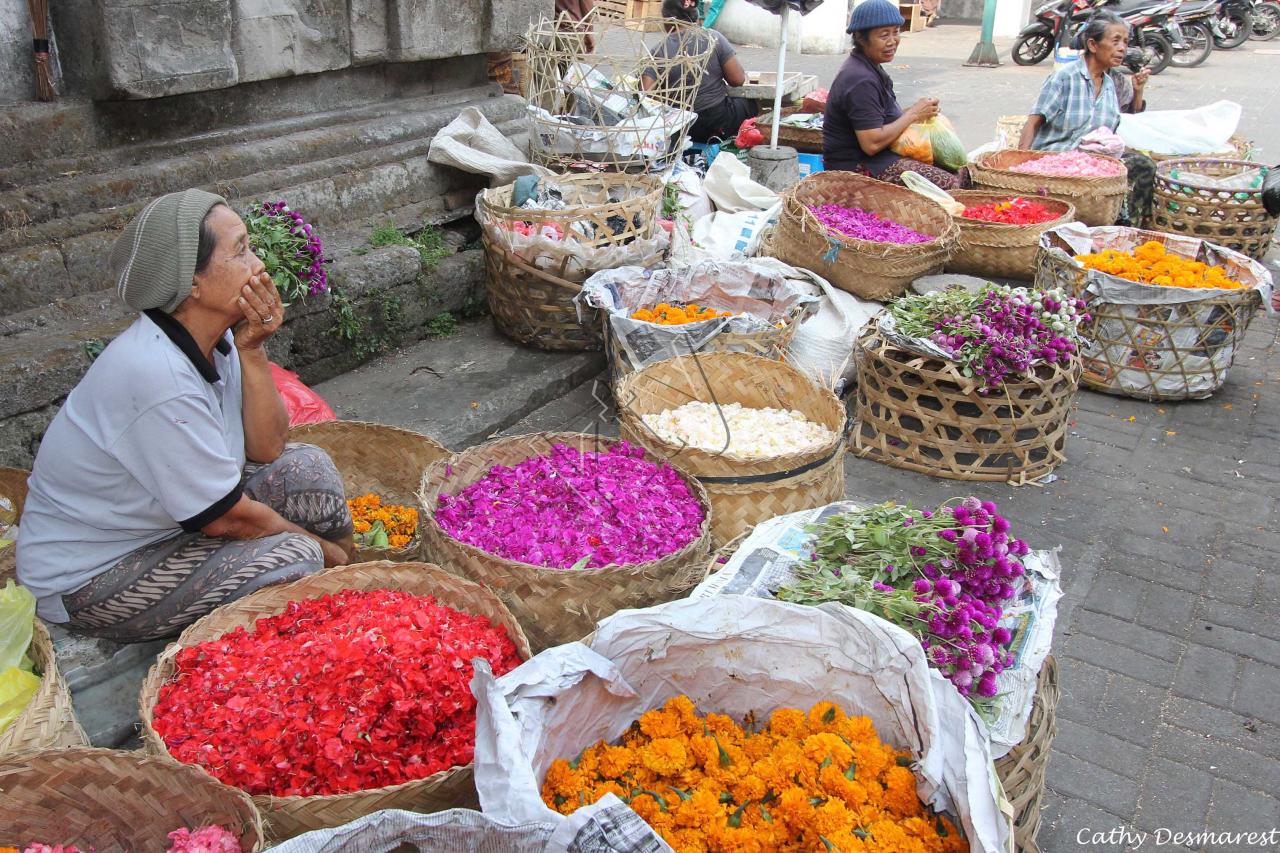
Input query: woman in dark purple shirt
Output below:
<box><xmin>822</xmin><ymin>0</ymin><xmax>962</xmax><ymax>189</ymax></box>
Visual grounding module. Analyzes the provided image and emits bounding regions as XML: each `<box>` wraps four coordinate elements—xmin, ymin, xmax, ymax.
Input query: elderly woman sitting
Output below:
<box><xmin>16</xmin><ymin>190</ymin><xmax>352</xmax><ymax>643</ymax></box>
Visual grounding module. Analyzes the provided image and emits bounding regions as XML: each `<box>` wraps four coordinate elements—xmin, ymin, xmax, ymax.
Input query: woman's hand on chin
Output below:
<box><xmin>233</xmin><ymin>272</ymin><xmax>284</xmax><ymax>350</ymax></box>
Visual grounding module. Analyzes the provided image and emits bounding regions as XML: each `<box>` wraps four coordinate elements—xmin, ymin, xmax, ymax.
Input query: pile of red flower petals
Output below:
<box><xmin>960</xmin><ymin>196</ymin><xmax>1060</xmax><ymax>225</ymax></box>
<box><xmin>151</xmin><ymin>589</ymin><xmax>523</xmax><ymax>797</ymax></box>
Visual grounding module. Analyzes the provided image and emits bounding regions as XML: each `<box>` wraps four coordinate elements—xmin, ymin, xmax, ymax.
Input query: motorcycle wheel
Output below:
<box><xmin>1171</xmin><ymin>20</ymin><xmax>1214</xmax><ymax>66</ymax></box>
<box><xmin>1250</xmin><ymin>1</ymin><xmax>1280</xmax><ymax>39</ymax></box>
<box><xmin>1141</xmin><ymin>31</ymin><xmax>1174</xmax><ymax>74</ymax></box>
<box><xmin>1011</xmin><ymin>32</ymin><xmax>1054</xmax><ymax>65</ymax></box>
<box><xmin>1212</xmin><ymin>10</ymin><xmax>1251</xmax><ymax>47</ymax></box>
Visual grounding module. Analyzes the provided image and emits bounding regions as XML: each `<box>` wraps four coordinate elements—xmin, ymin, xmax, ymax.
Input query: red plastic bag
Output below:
<box><xmin>735</xmin><ymin>118</ymin><xmax>764</xmax><ymax>149</ymax></box>
<box><xmin>802</xmin><ymin>88</ymin><xmax>829</xmax><ymax>114</ymax></box>
<box><xmin>269</xmin><ymin>362</ymin><xmax>336</xmax><ymax>426</ymax></box>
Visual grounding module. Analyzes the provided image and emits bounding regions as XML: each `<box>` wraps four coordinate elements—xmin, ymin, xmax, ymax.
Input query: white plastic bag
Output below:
<box><xmin>472</xmin><ymin>596</ymin><xmax>1011</xmax><ymax>853</ymax></box>
<box><xmin>428</xmin><ymin>107</ymin><xmax>552</xmax><ymax>187</ymax></box>
<box><xmin>665</xmin><ymin>162</ymin><xmax>713</xmax><ymax>223</ymax></box>
<box><xmin>689</xmin><ymin>201</ymin><xmax>782</xmax><ymax>258</ymax></box>
<box><xmin>1117</xmin><ymin>100</ymin><xmax>1241</xmax><ymax>156</ymax></box>
<box><xmin>702</xmin><ymin>152</ymin><xmax>778</xmax><ymax>213</ymax></box>
<box><xmin>785</xmin><ymin>268</ymin><xmax>881</xmax><ymax>393</ymax></box>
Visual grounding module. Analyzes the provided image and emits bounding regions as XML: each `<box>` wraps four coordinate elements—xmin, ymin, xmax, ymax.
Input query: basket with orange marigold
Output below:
<box><xmin>1075</xmin><ymin>241</ymin><xmax>1244</xmax><ymax>290</ymax></box>
<box><xmin>541</xmin><ymin>695</ymin><xmax>967</xmax><ymax>853</ymax></box>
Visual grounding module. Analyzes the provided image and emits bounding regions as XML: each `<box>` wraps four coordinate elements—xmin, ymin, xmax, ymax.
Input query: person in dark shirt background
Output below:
<box><xmin>822</xmin><ymin>0</ymin><xmax>963</xmax><ymax>189</ymax></box>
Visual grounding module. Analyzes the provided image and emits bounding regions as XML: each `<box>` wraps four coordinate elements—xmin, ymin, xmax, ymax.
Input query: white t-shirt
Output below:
<box><xmin>17</xmin><ymin>311</ymin><xmax>245</xmax><ymax>623</ymax></box>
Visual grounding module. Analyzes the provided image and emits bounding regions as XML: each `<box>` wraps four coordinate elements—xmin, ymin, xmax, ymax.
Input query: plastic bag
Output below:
<box><xmin>0</xmin><ymin>580</ymin><xmax>35</xmax><ymax>672</ymax></box>
<box><xmin>702</xmin><ymin>152</ymin><xmax>778</xmax><ymax>213</ymax></box>
<box><xmin>802</xmin><ymin>87</ymin><xmax>829</xmax><ymax>113</ymax></box>
<box><xmin>269</xmin><ymin>363</ymin><xmax>336</xmax><ymax>427</ymax></box>
<box><xmin>1117</xmin><ymin>100</ymin><xmax>1241</xmax><ymax>156</ymax></box>
<box><xmin>427</xmin><ymin>107</ymin><xmax>552</xmax><ymax>187</ymax></box>
<box><xmin>890</xmin><ymin>115</ymin><xmax>967</xmax><ymax>172</ymax></box>
<box><xmin>0</xmin><ymin>666</ymin><xmax>40</xmax><ymax>735</ymax></box>
<box><xmin>900</xmin><ymin>170</ymin><xmax>966</xmax><ymax>215</ymax></box>
<box><xmin>734</xmin><ymin>117</ymin><xmax>764</xmax><ymax>149</ymax></box>
<box><xmin>1077</xmin><ymin>126</ymin><xmax>1125</xmax><ymax>158</ymax></box>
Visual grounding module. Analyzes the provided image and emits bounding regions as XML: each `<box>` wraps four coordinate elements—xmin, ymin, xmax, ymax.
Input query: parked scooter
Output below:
<box><xmin>1170</xmin><ymin>0</ymin><xmax>1217</xmax><ymax>66</ymax></box>
<box><xmin>1250</xmin><ymin>0</ymin><xmax>1280</xmax><ymax>38</ymax></box>
<box><xmin>1012</xmin><ymin>0</ymin><xmax>1078</xmax><ymax>65</ymax></box>
<box><xmin>1211</xmin><ymin>0</ymin><xmax>1254</xmax><ymax>47</ymax></box>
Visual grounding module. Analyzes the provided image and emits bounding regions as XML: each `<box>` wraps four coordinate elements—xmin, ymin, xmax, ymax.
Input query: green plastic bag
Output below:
<box><xmin>890</xmin><ymin>115</ymin><xmax>968</xmax><ymax>173</ymax></box>
<box><xmin>0</xmin><ymin>579</ymin><xmax>35</xmax><ymax>672</ymax></box>
<box><xmin>0</xmin><ymin>665</ymin><xmax>40</xmax><ymax>734</ymax></box>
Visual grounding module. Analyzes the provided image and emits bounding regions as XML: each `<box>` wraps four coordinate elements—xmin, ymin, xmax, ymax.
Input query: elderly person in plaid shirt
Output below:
<box><xmin>1019</xmin><ymin>11</ymin><xmax>1155</xmax><ymax>224</ymax></box>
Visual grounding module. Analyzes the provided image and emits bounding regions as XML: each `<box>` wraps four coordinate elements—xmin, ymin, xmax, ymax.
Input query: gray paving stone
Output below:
<box><xmin>1201</xmin><ymin>558</ymin><xmax>1265</xmax><ymax>607</ymax></box>
<box><xmin>1038</xmin><ymin>789</ymin><xmax>1130</xmax><ymax>853</ymax></box>
<box><xmin>1194</xmin><ymin>620</ymin><xmax>1280</xmax><ymax>669</ymax></box>
<box><xmin>1095</xmin><ymin>673</ymin><xmax>1167</xmax><ymax>748</ymax></box>
<box><xmin>1137</xmin><ymin>583</ymin><xmax>1199</xmax><ymax>638</ymax></box>
<box><xmin>1152</xmin><ymin>724</ymin><xmax>1280</xmax><ymax>795</ymax></box>
<box><xmin>1134</xmin><ymin>756</ymin><xmax>1214</xmax><ymax>837</ymax></box>
<box><xmin>1054</xmin><ymin>718</ymin><xmax>1149</xmax><ymax>782</ymax></box>
<box><xmin>1162</xmin><ymin>697</ymin><xmax>1280</xmax><ymax>761</ymax></box>
<box><xmin>1073</xmin><ymin>609</ymin><xmax>1185</xmax><ymax>663</ymax></box>
<box><xmin>1202</xmin><ymin>778</ymin><xmax>1280</xmax><ymax>852</ymax></box>
<box><xmin>1063</xmin><ymin>633</ymin><xmax>1178</xmax><ymax>691</ymax></box>
<box><xmin>1233</xmin><ymin>661</ymin><xmax>1280</xmax><ymax>727</ymax></box>
<box><xmin>1045</xmin><ymin>752</ymin><xmax>1141</xmax><ymax>816</ymax></box>
<box><xmin>1082</xmin><ymin>571</ymin><xmax>1148</xmax><ymax>621</ymax></box>
<box><xmin>1173</xmin><ymin>644</ymin><xmax>1241</xmax><ymax>708</ymax></box>
<box><xmin>1055</xmin><ymin>655</ymin><xmax>1110</xmax><ymax>726</ymax></box>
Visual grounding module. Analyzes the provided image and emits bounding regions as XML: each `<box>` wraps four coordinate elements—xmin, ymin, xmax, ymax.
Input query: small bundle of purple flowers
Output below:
<box><xmin>243</xmin><ymin>201</ymin><xmax>330</xmax><ymax>303</ymax></box>
<box><xmin>780</xmin><ymin>497</ymin><xmax>1033</xmax><ymax>706</ymax></box>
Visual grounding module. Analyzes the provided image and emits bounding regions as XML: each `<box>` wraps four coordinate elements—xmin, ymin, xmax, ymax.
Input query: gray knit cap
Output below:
<box><xmin>110</xmin><ymin>189</ymin><xmax>227</xmax><ymax>313</ymax></box>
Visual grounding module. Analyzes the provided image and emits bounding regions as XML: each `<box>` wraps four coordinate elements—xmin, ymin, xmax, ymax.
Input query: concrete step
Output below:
<box><xmin>311</xmin><ymin>318</ymin><xmax>607</xmax><ymax>450</ymax></box>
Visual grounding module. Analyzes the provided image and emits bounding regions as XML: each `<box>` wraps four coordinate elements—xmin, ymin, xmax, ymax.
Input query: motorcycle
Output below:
<box><xmin>1170</xmin><ymin>0</ymin><xmax>1217</xmax><ymax>66</ymax></box>
<box><xmin>1211</xmin><ymin>0</ymin><xmax>1253</xmax><ymax>46</ymax></box>
<box><xmin>1012</xmin><ymin>0</ymin><xmax>1076</xmax><ymax>65</ymax></box>
<box><xmin>1250</xmin><ymin>0</ymin><xmax>1280</xmax><ymax>37</ymax></box>
<box><xmin>1115</xmin><ymin>1</ymin><xmax>1179</xmax><ymax>73</ymax></box>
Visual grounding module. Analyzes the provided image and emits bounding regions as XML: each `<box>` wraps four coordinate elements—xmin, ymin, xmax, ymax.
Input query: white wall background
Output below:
<box><xmin>713</xmin><ymin>0</ymin><xmax>854</xmax><ymax>55</ymax></box>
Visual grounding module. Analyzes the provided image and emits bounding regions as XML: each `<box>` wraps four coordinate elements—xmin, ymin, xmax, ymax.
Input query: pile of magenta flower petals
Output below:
<box><xmin>808</xmin><ymin>204</ymin><xmax>934</xmax><ymax>245</ymax></box>
<box><xmin>434</xmin><ymin>441</ymin><xmax>705</xmax><ymax>569</ymax></box>
<box><xmin>1009</xmin><ymin>150</ymin><xmax>1124</xmax><ymax>178</ymax></box>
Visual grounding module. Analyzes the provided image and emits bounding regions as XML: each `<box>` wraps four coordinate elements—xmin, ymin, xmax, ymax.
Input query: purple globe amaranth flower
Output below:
<box><xmin>913</xmin><ymin>578</ymin><xmax>932</xmax><ymax>594</ymax></box>
<box><xmin>939</xmin><ymin>529</ymin><xmax>958</xmax><ymax>543</ymax></box>
<box><xmin>992</xmin><ymin>626</ymin><xmax>1013</xmax><ymax>645</ymax></box>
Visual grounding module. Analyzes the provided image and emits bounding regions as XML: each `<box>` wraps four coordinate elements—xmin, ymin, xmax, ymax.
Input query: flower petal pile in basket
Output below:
<box><xmin>418</xmin><ymin>433</ymin><xmax>712</xmax><ymax>651</ymax></box>
<box><xmin>0</xmin><ymin>747</ymin><xmax>264</xmax><ymax>853</ymax></box>
<box><xmin>288</xmin><ymin>421</ymin><xmax>449</xmax><ymax>562</ymax></box>
<box><xmin>1149</xmin><ymin>158</ymin><xmax>1279</xmax><ymax>261</ymax></box>
<box><xmin>616</xmin><ymin>352</ymin><xmax>846</xmax><ymax>547</ymax></box>
<box><xmin>945</xmin><ymin>192</ymin><xmax>1077</xmax><ymax>281</ymax></box>
<box><xmin>1035</xmin><ymin>224</ymin><xmax>1274</xmax><ymax>401</ymax></box>
<box><xmin>970</xmin><ymin>149</ymin><xmax>1127</xmax><ymax>227</ymax></box>
<box><xmin>139</xmin><ymin>562</ymin><xmax>532</xmax><ymax>842</ymax></box>
<box><xmin>578</xmin><ymin>258</ymin><xmax>820</xmax><ymax>384</ymax></box>
<box><xmin>762</xmin><ymin>171</ymin><xmax>958</xmax><ymax>301</ymax></box>
<box><xmin>476</xmin><ymin>173</ymin><xmax>668</xmax><ymax>352</ymax></box>
<box><xmin>852</xmin><ymin>284</ymin><xmax>1086</xmax><ymax>484</ymax></box>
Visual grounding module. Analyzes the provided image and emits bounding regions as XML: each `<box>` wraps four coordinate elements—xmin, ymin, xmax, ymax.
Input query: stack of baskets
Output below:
<box><xmin>140</xmin><ymin>562</ymin><xmax>533</xmax><ymax>841</ymax></box>
<box><xmin>763</xmin><ymin>171</ymin><xmax>958</xmax><ymax>301</ymax></box>
<box><xmin>477</xmin><ymin>173</ymin><xmax>665</xmax><ymax>351</ymax></box>
<box><xmin>851</xmin><ymin>324</ymin><xmax>1082</xmax><ymax>484</ymax></box>
<box><xmin>287</xmin><ymin>420</ymin><xmax>449</xmax><ymax>562</ymax></box>
<box><xmin>946</xmin><ymin>192</ymin><xmax>1076</xmax><ymax>280</ymax></box>
<box><xmin>418</xmin><ymin>433</ymin><xmax>712</xmax><ymax>651</ymax></box>
<box><xmin>971</xmin><ymin>149</ymin><xmax>1127</xmax><ymax>227</ymax></box>
<box><xmin>1149</xmin><ymin>158</ymin><xmax>1278</xmax><ymax>261</ymax></box>
<box><xmin>616</xmin><ymin>352</ymin><xmax>846</xmax><ymax>547</ymax></box>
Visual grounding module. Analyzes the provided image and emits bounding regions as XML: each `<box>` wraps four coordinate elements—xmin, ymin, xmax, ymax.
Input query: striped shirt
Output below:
<box><xmin>1029</xmin><ymin>62</ymin><xmax>1123</xmax><ymax>152</ymax></box>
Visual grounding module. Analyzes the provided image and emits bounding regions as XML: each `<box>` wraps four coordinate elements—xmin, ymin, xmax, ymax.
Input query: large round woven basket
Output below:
<box><xmin>0</xmin><ymin>747</ymin><xmax>264</xmax><ymax>853</ymax></box>
<box><xmin>970</xmin><ymin>150</ymin><xmax>1127</xmax><ymax>227</ymax></box>
<box><xmin>762</xmin><ymin>171</ymin><xmax>958</xmax><ymax>301</ymax></box>
<box><xmin>1035</xmin><ymin>228</ymin><xmax>1265</xmax><ymax>401</ymax></box>
<box><xmin>851</xmin><ymin>325</ymin><xmax>1081</xmax><ymax>484</ymax></box>
<box><xmin>288</xmin><ymin>421</ymin><xmax>449</xmax><ymax>562</ymax></box>
<box><xmin>615</xmin><ymin>353</ymin><xmax>846</xmax><ymax>548</ymax></box>
<box><xmin>756</xmin><ymin>106</ymin><xmax>824</xmax><ymax>153</ymax></box>
<box><xmin>0</xmin><ymin>619</ymin><xmax>89</xmax><ymax>757</ymax></box>
<box><xmin>418</xmin><ymin>432</ymin><xmax>713</xmax><ymax>652</ymax></box>
<box><xmin>1149</xmin><ymin>159</ymin><xmax>1279</xmax><ymax>261</ymax></box>
<box><xmin>139</xmin><ymin>561</ymin><xmax>532</xmax><ymax>842</ymax></box>
<box><xmin>477</xmin><ymin>173</ymin><xmax>665</xmax><ymax>351</ymax></box>
<box><xmin>995</xmin><ymin>656</ymin><xmax>1060</xmax><ymax>853</ymax></box>
<box><xmin>0</xmin><ymin>466</ymin><xmax>28</xmax><ymax>585</ymax></box>
<box><xmin>945</xmin><ymin>192</ymin><xmax>1077</xmax><ymax>281</ymax></box>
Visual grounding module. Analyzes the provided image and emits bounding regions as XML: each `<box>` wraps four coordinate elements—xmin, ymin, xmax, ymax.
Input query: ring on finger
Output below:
<box><xmin>262</xmin><ymin>315</ymin><xmax>274</xmax><ymax>324</ymax></box>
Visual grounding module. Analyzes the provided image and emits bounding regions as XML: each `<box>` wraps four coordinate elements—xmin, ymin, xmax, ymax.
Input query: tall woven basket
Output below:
<box><xmin>1035</xmin><ymin>226</ymin><xmax>1267</xmax><ymax>401</ymax></box>
<box><xmin>971</xmin><ymin>150</ymin><xmax>1127</xmax><ymax>227</ymax></box>
<box><xmin>0</xmin><ymin>619</ymin><xmax>89</xmax><ymax>756</ymax></box>
<box><xmin>1149</xmin><ymin>159</ymin><xmax>1278</xmax><ymax>261</ymax></box>
<box><xmin>0</xmin><ymin>466</ymin><xmax>27</xmax><ymax>585</ymax></box>
<box><xmin>995</xmin><ymin>656</ymin><xmax>1060</xmax><ymax>853</ymax></box>
<box><xmin>0</xmin><ymin>747</ymin><xmax>264</xmax><ymax>853</ymax></box>
<box><xmin>762</xmin><ymin>171</ymin><xmax>958</xmax><ymax>301</ymax></box>
<box><xmin>418</xmin><ymin>432</ymin><xmax>712</xmax><ymax>652</ymax></box>
<box><xmin>615</xmin><ymin>353</ymin><xmax>846</xmax><ymax>547</ymax></box>
<box><xmin>851</xmin><ymin>325</ymin><xmax>1081</xmax><ymax>484</ymax></box>
<box><xmin>945</xmin><ymin>192</ymin><xmax>1076</xmax><ymax>281</ymax></box>
<box><xmin>288</xmin><ymin>421</ymin><xmax>449</xmax><ymax>562</ymax></box>
<box><xmin>478</xmin><ymin>173</ymin><xmax>665</xmax><ymax>351</ymax></box>
<box><xmin>139</xmin><ymin>562</ymin><xmax>532</xmax><ymax>842</ymax></box>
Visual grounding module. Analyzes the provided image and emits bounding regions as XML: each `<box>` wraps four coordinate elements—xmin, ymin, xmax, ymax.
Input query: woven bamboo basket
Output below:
<box><xmin>994</xmin><ymin>115</ymin><xmax>1028</xmax><ymax>150</ymax></box>
<box><xmin>0</xmin><ymin>619</ymin><xmax>89</xmax><ymax>756</ymax></box>
<box><xmin>1149</xmin><ymin>159</ymin><xmax>1279</xmax><ymax>261</ymax></box>
<box><xmin>851</xmin><ymin>325</ymin><xmax>1081</xmax><ymax>484</ymax></box>
<box><xmin>994</xmin><ymin>655</ymin><xmax>1060</xmax><ymax>853</ymax></box>
<box><xmin>139</xmin><ymin>561</ymin><xmax>532</xmax><ymax>842</ymax></box>
<box><xmin>418</xmin><ymin>432</ymin><xmax>713</xmax><ymax>652</ymax></box>
<box><xmin>616</xmin><ymin>353</ymin><xmax>847</xmax><ymax>547</ymax></box>
<box><xmin>762</xmin><ymin>171</ymin><xmax>958</xmax><ymax>301</ymax></box>
<box><xmin>603</xmin><ymin>311</ymin><xmax>804</xmax><ymax>385</ymax></box>
<box><xmin>945</xmin><ymin>192</ymin><xmax>1077</xmax><ymax>281</ymax></box>
<box><xmin>756</xmin><ymin>106</ymin><xmax>824</xmax><ymax>153</ymax></box>
<box><xmin>971</xmin><ymin>149</ymin><xmax>1127</xmax><ymax>227</ymax></box>
<box><xmin>478</xmin><ymin>173</ymin><xmax>665</xmax><ymax>351</ymax></box>
<box><xmin>288</xmin><ymin>421</ymin><xmax>449</xmax><ymax>562</ymax></box>
<box><xmin>0</xmin><ymin>466</ymin><xmax>26</xmax><ymax>585</ymax></box>
<box><xmin>1035</xmin><ymin>229</ymin><xmax>1265</xmax><ymax>401</ymax></box>
<box><xmin>0</xmin><ymin>747</ymin><xmax>264</xmax><ymax>852</ymax></box>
